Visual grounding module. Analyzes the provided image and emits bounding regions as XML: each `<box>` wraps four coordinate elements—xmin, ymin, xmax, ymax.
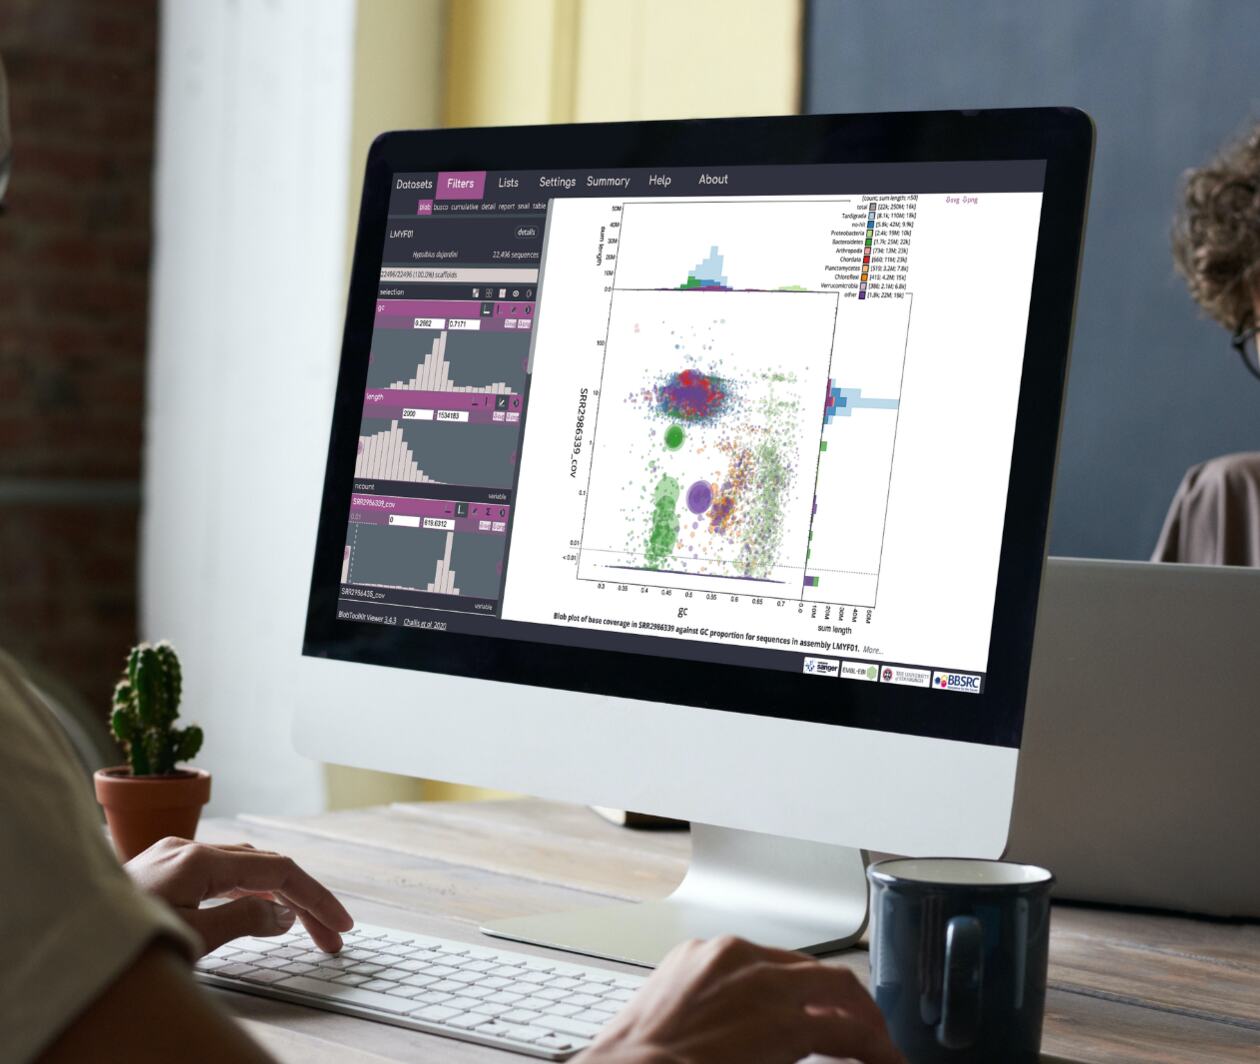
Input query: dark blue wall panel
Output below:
<box><xmin>807</xmin><ymin>0</ymin><xmax>1260</xmax><ymax>558</ymax></box>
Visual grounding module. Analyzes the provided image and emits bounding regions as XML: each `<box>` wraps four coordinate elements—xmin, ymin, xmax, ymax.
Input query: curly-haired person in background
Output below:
<box><xmin>1157</xmin><ymin>125</ymin><xmax>1260</xmax><ymax>564</ymax></box>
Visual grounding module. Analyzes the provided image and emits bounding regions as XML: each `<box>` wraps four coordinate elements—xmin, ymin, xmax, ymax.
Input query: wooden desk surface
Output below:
<box><xmin>200</xmin><ymin>799</ymin><xmax>1260</xmax><ymax>1062</ymax></box>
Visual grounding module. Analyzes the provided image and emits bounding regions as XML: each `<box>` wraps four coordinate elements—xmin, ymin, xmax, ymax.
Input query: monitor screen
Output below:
<box><xmin>306</xmin><ymin>114</ymin><xmax>1088</xmax><ymax>748</ymax></box>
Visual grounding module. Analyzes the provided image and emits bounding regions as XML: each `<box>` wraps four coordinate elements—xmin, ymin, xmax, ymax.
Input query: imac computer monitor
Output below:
<box><xmin>299</xmin><ymin>109</ymin><xmax>1093</xmax><ymax>966</ymax></box>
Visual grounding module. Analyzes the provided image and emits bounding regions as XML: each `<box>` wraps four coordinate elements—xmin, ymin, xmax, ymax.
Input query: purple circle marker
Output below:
<box><xmin>686</xmin><ymin>480</ymin><xmax>713</xmax><ymax>514</ymax></box>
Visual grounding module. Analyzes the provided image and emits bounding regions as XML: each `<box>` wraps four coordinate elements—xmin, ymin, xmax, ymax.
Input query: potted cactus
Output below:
<box><xmin>93</xmin><ymin>641</ymin><xmax>210</xmax><ymax>860</ymax></box>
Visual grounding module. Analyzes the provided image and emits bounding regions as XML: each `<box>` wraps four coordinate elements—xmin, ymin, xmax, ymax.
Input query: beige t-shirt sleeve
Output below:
<box><xmin>0</xmin><ymin>650</ymin><xmax>200</xmax><ymax>1063</ymax></box>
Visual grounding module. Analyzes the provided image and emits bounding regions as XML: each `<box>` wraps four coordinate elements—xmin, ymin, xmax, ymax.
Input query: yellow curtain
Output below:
<box><xmin>444</xmin><ymin>0</ymin><xmax>801</xmax><ymax>127</ymax></box>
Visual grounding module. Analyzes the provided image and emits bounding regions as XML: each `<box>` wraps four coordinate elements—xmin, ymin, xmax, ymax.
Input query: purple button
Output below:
<box><xmin>436</xmin><ymin>171</ymin><xmax>486</xmax><ymax>200</ymax></box>
<box><xmin>415</xmin><ymin>199</ymin><xmax>434</xmax><ymax>215</ymax></box>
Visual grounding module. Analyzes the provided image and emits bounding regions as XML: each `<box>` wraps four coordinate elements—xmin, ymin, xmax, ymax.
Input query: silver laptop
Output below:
<box><xmin>1005</xmin><ymin>557</ymin><xmax>1260</xmax><ymax>917</ymax></box>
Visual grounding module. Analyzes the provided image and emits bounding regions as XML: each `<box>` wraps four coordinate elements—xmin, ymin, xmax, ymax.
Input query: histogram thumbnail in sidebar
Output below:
<box><xmin>355</xmin><ymin>417</ymin><xmax>519</xmax><ymax>488</ymax></box>
<box><xmin>355</xmin><ymin>323</ymin><xmax>528</xmax><ymax>489</ymax></box>
<box><xmin>343</xmin><ymin>495</ymin><xmax>509</xmax><ymax>602</ymax></box>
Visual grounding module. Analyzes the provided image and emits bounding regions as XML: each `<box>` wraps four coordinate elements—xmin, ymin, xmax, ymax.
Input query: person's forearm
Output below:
<box><xmin>38</xmin><ymin>940</ymin><xmax>273</xmax><ymax>1064</ymax></box>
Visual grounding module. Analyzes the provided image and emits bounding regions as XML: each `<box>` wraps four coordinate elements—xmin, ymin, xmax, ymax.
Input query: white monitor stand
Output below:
<box><xmin>485</xmin><ymin>826</ymin><xmax>871</xmax><ymax>967</ymax></box>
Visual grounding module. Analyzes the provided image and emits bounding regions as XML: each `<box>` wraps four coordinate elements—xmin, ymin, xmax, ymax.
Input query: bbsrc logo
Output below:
<box><xmin>932</xmin><ymin>671</ymin><xmax>982</xmax><ymax>694</ymax></box>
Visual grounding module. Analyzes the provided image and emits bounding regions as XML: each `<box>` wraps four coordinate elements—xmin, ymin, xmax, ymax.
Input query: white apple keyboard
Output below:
<box><xmin>194</xmin><ymin>921</ymin><xmax>645</xmax><ymax>1059</ymax></box>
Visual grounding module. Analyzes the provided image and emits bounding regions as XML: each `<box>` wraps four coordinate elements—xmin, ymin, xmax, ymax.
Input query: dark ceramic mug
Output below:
<box><xmin>867</xmin><ymin>858</ymin><xmax>1054</xmax><ymax>1063</ymax></box>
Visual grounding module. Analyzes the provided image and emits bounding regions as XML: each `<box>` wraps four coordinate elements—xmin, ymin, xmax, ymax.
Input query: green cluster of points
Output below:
<box><xmin>645</xmin><ymin>475</ymin><xmax>681</xmax><ymax>569</ymax></box>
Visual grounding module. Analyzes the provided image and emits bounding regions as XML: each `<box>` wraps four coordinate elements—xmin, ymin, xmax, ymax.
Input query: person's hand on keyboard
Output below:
<box><xmin>579</xmin><ymin>935</ymin><xmax>904</xmax><ymax>1064</ymax></box>
<box><xmin>125</xmin><ymin>837</ymin><xmax>355</xmax><ymax>956</ymax></box>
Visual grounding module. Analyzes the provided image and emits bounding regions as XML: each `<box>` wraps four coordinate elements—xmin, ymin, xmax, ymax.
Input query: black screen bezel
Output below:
<box><xmin>303</xmin><ymin>108</ymin><xmax>1093</xmax><ymax>750</ymax></box>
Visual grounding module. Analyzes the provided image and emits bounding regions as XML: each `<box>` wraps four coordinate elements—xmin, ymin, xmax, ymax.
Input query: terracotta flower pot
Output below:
<box><xmin>94</xmin><ymin>767</ymin><xmax>211</xmax><ymax>862</ymax></box>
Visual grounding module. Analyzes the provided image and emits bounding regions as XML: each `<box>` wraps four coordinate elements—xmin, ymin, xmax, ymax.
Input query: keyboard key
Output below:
<box><xmin>412</xmin><ymin>1004</ymin><xmax>461</xmax><ymax>1023</ymax></box>
<box><xmin>517</xmin><ymin>995</ymin><xmax>558</xmax><ymax>1012</ymax></box>
<box><xmin>231</xmin><ymin>952</ymin><xmax>264</xmax><ymax>965</ymax></box>
<box><xmin>549</xmin><ymin>977</ymin><xmax>582</xmax><ymax>990</ymax></box>
<box><xmin>430</xmin><ymin>979</ymin><xmax>465</xmax><ymax>993</ymax></box>
<box><xmin>504</xmin><ymin>1024</ymin><xmax>554</xmax><ymax>1043</ymax></box>
<box><xmin>413</xmin><ymin>990</ymin><xmax>454</xmax><ymax>1005</ymax></box>
<box><xmin>443</xmin><ymin>996</ymin><xmax>481</xmax><ymax>1012</ymax></box>
<box><xmin>424</xmin><ymin>964</ymin><xmax>460</xmax><ymax>979</ymax></box>
<box><xmin>536</xmin><ymin>1034</ymin><xmax>578</xmax><ymax>1052</ymax></box>
<box><xmin>240</xmin><ymin>969</ymin><xmax>291</xmax><ymax>985</ymax></box>
<box><xmin>276</xmin><ymin>976</ymin><xmax>413</xmax><ymax>1014</ymax></box>
<box><xmin>334</xmin><ymin>974</ymin><xmax>370</xmax><ymax>986</ymax></box>
<box><xmin>349</xmin><ymin>963</ymin><xmax>384</xmax><ymax>975</ymax></box>
<box><xmin>385</xmin><ymin>984</ymin><xmax>426</xmax><ymax>998</ymax></box>
<box><xmin>217</xmin><ymin>963</ymin><xmax>255</xmax><ymax>978</ymax></box>
<box><xmin>447</xmin><ymin>970</ymin><xmax>481</xmax><ymax>985</ymax></box>
<box><xmin>501</xmin><ymin>1008</ymin><xmax>544</xmax><ymax>1024</ymax></box>
<box><xmin>459</xmin><ymin>985</ymin><xmax>495</xmax><ymax>999</ymax></box>
<box><xmin>544</xmin><ymin>1002</ymin><xmax>583</xmax><ymax>1017</ymax></box>
<box><xmin>314</xmin><ymin>965</ymin><xmax>348</xmax><ymax>979</ymax></box>
<box><xmin>279</xmin><ymin>962</ymin><xmax>317</xmax><ymax>976</ymax></box>
<box><xmin>603</xmin><ymin>987</ymin><xmax>635</xmax><ymax>1003</ymax></box>
<box><xmin>447</xmin><ymin>1012</ymin><xmax>490</xmax><ymax>1030</ymax></box>
<box><xmin>486</xmin><ymin>990</ymin><xmax>524</xmax><ymax>1004</ymax></box>
<box><xmin>541</xmin><ymin>1015</ymin><xmax>605</xmax><ymax>1039</ymax></box>
<box><xmin>576</xmin><ymin>1008</ymin><xmax>615</xmax><ymax>1024</ymax></box>
<box><xmin>473</xmin><ymin>1021</ymin><xmax>514</xmax><ymax>1038</ymax></box>
<box><xmin>197</xmin><ymin>956</ymin><xmax>234</xmax><ymax>972</ymax></box>
<box><xmin>402</xmin><ymin>974</ymin><xmax>438</xmax><ymax>988</ymax></box>
<box><xmin>255</xmin><ymin>956</ymin><xmax>290</xmax><ymax>970</ymax></box>
<box><xmin>536</xmin><ymin>988</ymin><xmax>569</xmax><ymax>1001</ymax></box>
<box><xmin>360</xmin><ymin>979</ymin><xmax>396</xmax><ymax>992</ymax></box>
<box><xmin>471</xmin><ymin>1002</ymin><xmax>511</xmax><ymax>1017</ymax></box>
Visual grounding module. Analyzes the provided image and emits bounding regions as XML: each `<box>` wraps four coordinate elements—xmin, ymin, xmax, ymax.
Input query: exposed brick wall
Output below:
<box><xmin>0</xmin><ymin>0</ymin><xmax>157</xmax><ymax>716</ymax></box>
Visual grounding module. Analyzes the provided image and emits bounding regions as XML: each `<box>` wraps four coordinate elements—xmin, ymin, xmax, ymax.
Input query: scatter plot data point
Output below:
<box><xmin>686</xmin><ymin>480</ymin><xmax>714</xmax><ymax>514</ymax></box>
